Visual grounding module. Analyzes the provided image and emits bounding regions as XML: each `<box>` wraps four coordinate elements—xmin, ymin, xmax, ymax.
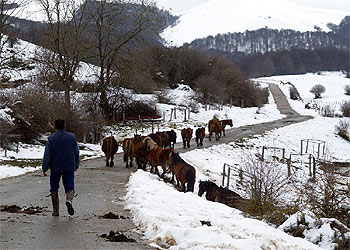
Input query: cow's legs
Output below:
<box><xmin>110</xmin><ymin>155</ymin><xmax>114</xmax><ymax>167</ymax></box>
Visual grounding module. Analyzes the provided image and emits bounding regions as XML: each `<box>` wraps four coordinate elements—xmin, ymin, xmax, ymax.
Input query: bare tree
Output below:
<box><xmin>0</xmin><ymin>0</ymin><xmax>28</xmax><ymax>74</ymax></box>
<box><xmin>239</xmin><ymin>154</ymin><xmax>290</xmax><ymax>217</ymax></box>
<box><xmin>35</xmin><ymin>0</ymin><xmax>90</xmax><ymax>116</ymax></box>
<box><xmin>310</xmin><ymin>84</ymin><xmax>326</xmax><ymax>99</ymax></box>
<box><xmin>298</xmin><ymin>166</ymin><xmax>350</xmax><ymax>226</ymax></box>
<box><xmin>194</xmin><ymin>75</ymin><xmax>228</xmax><ymax>104</ymax></box>
<box><xmin>344</xmin><ymin>85</ymin><xmax>350</xmax><ymax>95</ymax></box>
<box><xmin>85</xmin><ymin>0</ymin><xmax>163</xmax><ymax>117</ymax></box>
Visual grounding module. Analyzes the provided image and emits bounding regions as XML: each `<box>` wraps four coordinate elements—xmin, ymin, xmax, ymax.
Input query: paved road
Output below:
<box><xmin>175</xmin><ymin>83</ymin><xmax>312</xmax><ymax>152</ymax></box>
<box><xmin>0</xmin><ymin>83</ymin><xmax>313</xmax><ymax>249</ymax></box>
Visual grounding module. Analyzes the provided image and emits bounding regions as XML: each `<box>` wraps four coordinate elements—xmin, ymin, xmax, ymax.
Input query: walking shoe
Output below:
<box><xmin>51</xmin><ymin>192</ymin><xmax>59</xmax><ymax>216</ymax></box>
<box><xmin>66</xmin><ymin>190</ymin><xmax>75</xmax><ymax>215</ymax></box>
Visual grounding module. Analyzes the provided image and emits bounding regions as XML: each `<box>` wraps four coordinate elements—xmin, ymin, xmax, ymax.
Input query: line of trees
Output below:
<box><xmin>237</xmin><ymin>47</ymin><xmax>350</xmax><ymax>78</ymax></box>
<box><xmin>187</xmin><ymin>16</ymin><xmax>350</xmax><ymax>56</ymax></box>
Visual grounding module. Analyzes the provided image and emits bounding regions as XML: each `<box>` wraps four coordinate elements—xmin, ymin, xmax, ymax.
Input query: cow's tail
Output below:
<box><xmin>186</xmin><ymin>168</ymin><xmax>195</xmax><ymax>192</ymax></box>
<box><xmin>123</xmin><ymin>141</ymin><xmax>128</xmax><ymax>162</ymax></box>
<box><xmin>107</xmin><ymin>138</ymin><xmax>112</xmax><ymax>159</ymax></box>
<box><xmin>123</xmin><ymin>152</ymin><xmax>127</xmax><ymax>162</ymax></box>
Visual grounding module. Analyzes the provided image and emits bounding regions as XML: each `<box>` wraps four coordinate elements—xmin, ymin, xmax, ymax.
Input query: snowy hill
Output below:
<box><xmin>160</xmin><ymin>0</ymin><xmax>349</xmax><ymax>46</ymax></box>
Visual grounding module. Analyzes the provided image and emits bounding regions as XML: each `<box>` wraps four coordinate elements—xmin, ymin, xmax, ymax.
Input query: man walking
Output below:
<box><xmin>42</xmin><ymin>119</ymin><xmax>80</xmax><ymax>216</ymax></box>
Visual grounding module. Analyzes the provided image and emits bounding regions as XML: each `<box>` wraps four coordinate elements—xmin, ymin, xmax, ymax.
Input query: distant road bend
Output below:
<box><xmin>0</xmin><ymin>83</ymin><xmax>312</xmax><ymax>249</ymax></box>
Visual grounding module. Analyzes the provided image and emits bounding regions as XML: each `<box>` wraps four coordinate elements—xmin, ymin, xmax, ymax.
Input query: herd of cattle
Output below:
<box><xmin>101</xmin><ymin>118</ymin><xmax>233</xmax><ymax>192</ymax></box>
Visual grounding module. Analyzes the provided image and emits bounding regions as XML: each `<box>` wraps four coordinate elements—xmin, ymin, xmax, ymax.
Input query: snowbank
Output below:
<box><xmin>125</xmin><ymin>170</ymin><xmax>321</xmax><ymax>250</ymax></box>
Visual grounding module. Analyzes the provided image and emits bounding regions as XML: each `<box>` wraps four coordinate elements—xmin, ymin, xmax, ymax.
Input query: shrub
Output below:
<box><xmin>344</xmin><ymin>85</ymin><xmax>350</xmax><ymax>95</ymax></box>
<box><xmin>341</xmin><ymin>101</ymin><xmax>350</xmax><ymax>117</ymax></box>
<box><xmin>188</xmin><ymin>98</ymin><xmax>200</xmax><ymax>113</ymax></box>
<box><xmin>321</xmin><ymin>104</ymin><xmax>335</xmax><ymax>117</ymax></box>
<box><xmin>299</xmin><ymin>166</ymin><xmax>350</xmax><ymax>227</ymax></box>
<box><xmin>7</xmin><ymin>87</ymin><xmax>66</xmax><ymax>141</ymax></box>
<box><xmin>335</xmin><ymin>118</ymin><xmax>350</xmax><ymax>141</ymax></box>
<box><xmin>239</xmin><ymin>154</ymin><xmax>290</xmax><ymax>221</ymax></box>
<box><xmin>7</xmin><ymin>56</ymin><xmax>24</xmax><ymax>69</ymax></box>
<box><xmin>194</xmin><ymin>75</ymin><xmax>228</xmax><ymax>104</ymax></box>
<box><xmin>310</xmin><ymin>84</ymin><xmax>326</xmax><ymax>99</ymax></box>
<box><xmin>289</xmin><ymin>85</ymin><xmax>299</xmax><ymax>100</ymax></box>
<box><xmin>248</xmin><ymin>84</ymin><xmax>269</xmax><ymax>108</ymax></box>
<box><xmin>121</xmin><ymin>101</ymin><xmax>159</xmax><ymax>120</ymax></box>
<box><xmin>155</xmin><ymin>91</ymin><xmax>173</xmax><ymax>105</ymax></box>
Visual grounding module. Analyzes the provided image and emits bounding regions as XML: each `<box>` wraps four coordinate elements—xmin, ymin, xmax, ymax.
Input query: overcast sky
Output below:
<box><xmin>290</xmin><ymin>0</ymin><xmax>350</xmax><ymax>11</ymax></box>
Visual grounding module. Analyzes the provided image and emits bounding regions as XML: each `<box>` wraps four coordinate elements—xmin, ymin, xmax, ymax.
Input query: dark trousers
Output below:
<box><xmin>50</xmin><ymin>171</ymin><xmax>75</xmax><ymax>193</ymax></box>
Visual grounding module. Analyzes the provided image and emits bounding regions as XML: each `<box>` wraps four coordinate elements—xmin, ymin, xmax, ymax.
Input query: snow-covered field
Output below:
<box><xmin>161</xmin><ymin>0</ymin><xmax>349</xmax><ymax>46</ymax></box>
<box><xmin>0</xmin><ymin>36</ymin><xmax>98</xmax><ymax>84</ymax></box>
<box><xmin>123</xmin><ymin>72</ymin><xmax>350</xmax><ymax>250</ymax></box>
<box><xmin>125</xmin><ymin>171</ymin><xmax>321</xmax><ymax>250</ymax></box>
<box><xmin>258</xmin><ymin>72</ymin><xmax>350</xmax><ymax>116</ymax></box>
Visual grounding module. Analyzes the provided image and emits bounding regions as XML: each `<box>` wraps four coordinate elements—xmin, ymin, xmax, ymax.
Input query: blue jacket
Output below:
<box><xmin>42</xmin><ymin>130</ymin><xmax>80</xmax><ymax>173</ymax></box>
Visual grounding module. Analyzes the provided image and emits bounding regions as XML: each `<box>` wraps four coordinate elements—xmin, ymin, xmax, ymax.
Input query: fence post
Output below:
<box><xmin>322</xmin><ymin>143</ymin><xmax>325</xmax><ymax>156</ymax></box>
<box><xmin>312</xmin><ymin>157</ymin><xmax>316</xmax><ymax>180</ymax></box>
<box><xmin>317</xmin><ymin>143</ymin><xmax>320</xmax><ymax>159</ymax></box>
<box><xmin>262</xmin><ymin>146</ymin><xmax>265</xmax><ymax>161</ymax></box>
<box><xmin>300</xmin><ymin>140</ymin><xmax>303</xmax><ymax>155</ymax></box>
<box><xmin>306</xmin><ymin>139</ymin><xmax>309</xmax><ymax>153</ymax></box>
<box><xmin>227</xmin><ymin>167</ymin><xmax>231</xmax><ymax>189</ymax></box>
<box><xmin>309</xmin><ymin>154</ymin><xmax>312</xmax><ymax>176</ymax></box>
<box><xmin>174</xmin><ymin>108</ymin><xmax>177</xmax><ymax>119</ymax></box>
<box><xmin>222</xmin><ymin>163</ymin><xmax>226</xmax><ymax>187</ymax></box>
<box><xmin>287</xmin><ymin>159</ymin><xmax>291</xmax><ymax>177</ymax></box>
<box><xmin>152</xmin><ymin>123</ymin><xmax>154</xmax><ymax>134</ymax></box>
<box><xmin>282</xmin><ymin>148</ymin><xmax>285</xmax><ymax>163</ymax></box>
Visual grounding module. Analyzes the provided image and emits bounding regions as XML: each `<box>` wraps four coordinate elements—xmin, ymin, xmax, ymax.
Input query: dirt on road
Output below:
<box><xmin>0</xmin><ymin>83</ymin><xmax>313</xmax><ymax>249</ymax></box>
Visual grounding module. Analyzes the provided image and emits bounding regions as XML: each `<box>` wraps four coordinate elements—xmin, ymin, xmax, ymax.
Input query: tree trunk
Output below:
<box><xmin>99</xmin><ymin>89</ymin><xmax>111</xmax><ymax>118</ymax></box>
<box><xmin>64</xmin><ymin>86</ymin><xmax>71</xmax><ymax>116</ymax></box>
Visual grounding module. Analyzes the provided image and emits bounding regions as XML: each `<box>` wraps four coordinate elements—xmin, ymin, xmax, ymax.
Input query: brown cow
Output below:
<box><xmin>134</xmin><ymin>141</ymin><xmax>148</xmax><ymax>170</ymax></box>
<box><xmin>195</xmin><ymin>127</ymin><xmax>205</xmax><ymax>147</ymax></box>
<box><xmin>148</xmin><ymin>133</ymin><xmax>162</xmax><ymax>147</ymax></box>
<box><xmin>220</xmin><ymin>119</ymin><xmax>233</xmax><ymax>136</ymax></box>
<box><xmin>208</xmin><ymin>119</ymin><xmax>222</xmax><ymax>141</ymax></box>
<box><xmin>156</xmin><ymin>131</ymin><xmax>170</xmax><ymax>148</ymax></box>
<box><xmin>181</xmin><ymin>128</ymin><xmax>193</xmax><ymax>148</ymax></box>
<box><xmin>102</xmin><ymin>136</ymin><xmax>118</xmax><ymax>167</ymax></box>
<box><xmin>170</xmin><ymin>152</ymin><xmax>196</xmax><ymax>192</ymax></box>
<box><xmin>143</xmin><ymin>137</ymin><xmax>174</xmax><ymax>178</ymax></box>
<box><xmin>122</xmin><ymin>138</ymin><xmax>134</xmax><ymax>168</ymax></box>
<box><xmin>166</xmin><ymin>130</ymin><xmax>177</xmax><ymax>148</ymax></box>
<box><xmin>198</xmin><ymin>180</ymin><xmax>247</xmax><ymax>209</ymax></box>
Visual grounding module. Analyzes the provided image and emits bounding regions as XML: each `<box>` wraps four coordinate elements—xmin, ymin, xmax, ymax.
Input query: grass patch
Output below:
<box><xmin>0</xmin><ymin>159</ymin><xmax>41</xmax><ymax>168</ymax></box>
